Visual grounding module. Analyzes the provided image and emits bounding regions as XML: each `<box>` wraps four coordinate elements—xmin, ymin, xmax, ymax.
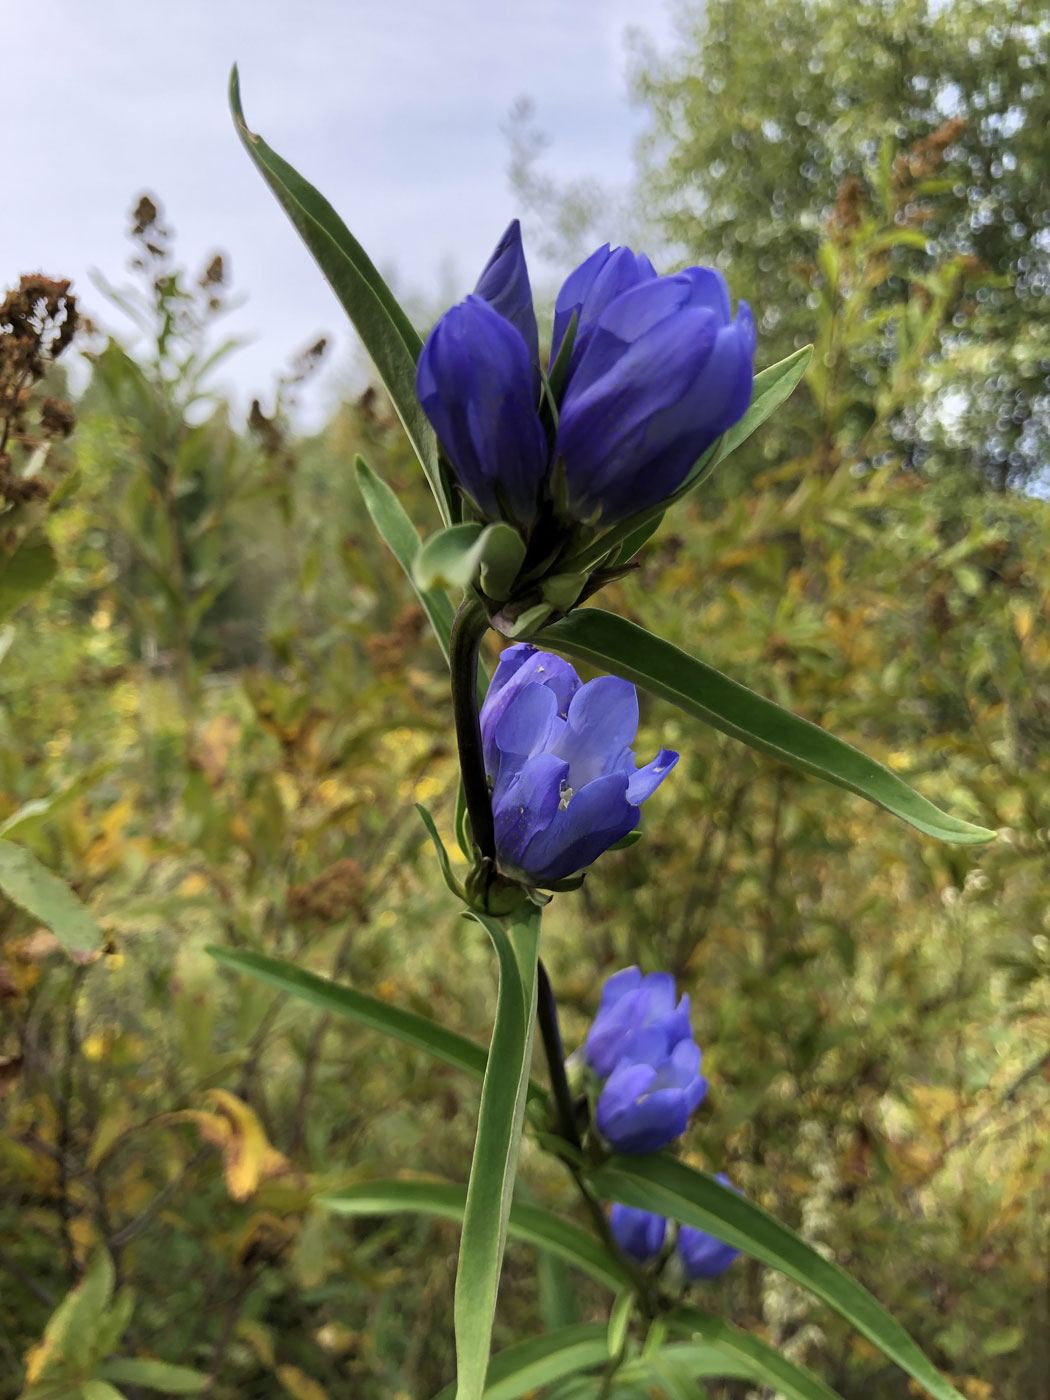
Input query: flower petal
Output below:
<box><xmin>493</xmin><ymin>682</ymin><xmax>564</xmax><ymax>783</ymax></box>
<box><xmin>492</xmin><ymin>750</ymin><xmax>568</xmax><ymax>878</ymax></box>
<box><xmin>519</xmin><ymin>771</ymin><xmax>638</xmax><ymax>885</ymax></box>
<box><xmin>416</xmin><ymin>295</ymin><xmax>547</xmax><ymax>524</ymax></box>
<box><xmin>481</xmin><ymin>645</ymin><xmax>580</xmax><ymax>780</ymax></box>
<box><xmin>473</xmin><ymin>219</ymin><xmax>540</xmax><ymax>374</ymax></box>
<box><xmin>553</xmin><ymin>676</ymin><xmax>639</xmax><ymax>787</ymax></box>
<box><xmin>598</xmin><ymin>1083</ymin><xmax>692</xmax><ymax>1154</ymax></box>
<box><xmin>625</xmin><ymin>748</ymin><xmax>679</xmax><ymax>805</ymax></box>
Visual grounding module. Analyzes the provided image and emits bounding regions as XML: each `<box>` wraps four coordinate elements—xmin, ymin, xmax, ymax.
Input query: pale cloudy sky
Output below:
<box><xmin>5</xmin><ymin>0</ymin><xmax>675</xmax><ymax>420</ymax></box>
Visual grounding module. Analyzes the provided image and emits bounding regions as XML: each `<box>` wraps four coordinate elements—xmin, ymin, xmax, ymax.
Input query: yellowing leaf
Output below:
<box><xmin>162</xmin><ymin>1089</ymin><xmax>290</xmax><ymax>1202</ymax></box>
<box><xmin>276</xmin><ymin>1364</ymin><xmax>328</xmax><ymax>1400</ymax></box>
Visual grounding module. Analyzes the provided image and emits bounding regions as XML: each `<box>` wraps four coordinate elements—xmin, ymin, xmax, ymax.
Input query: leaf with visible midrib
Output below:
<box><xmin>454</xmin><ymin>906</ymin><xmax>541</xmax><ymax>1400</ymax></box>
<box><xmin>0</xmin><ymin>839</ymin><xmax>101</xmax><ymax>955</ymax></box>
<box><xmin>229</xmin><ymin>67</ymin><xmax>450</xmax><ymax>525</ymax></box>
<box><xmin>537</xmin><ymin>608</ymin><xmax>993</xmax><ymax>845</ymax></box>
<box><xmin>588</xmin><ymin>1155</ymin><xmax>965</xmax><ymax>1400</ymax></box>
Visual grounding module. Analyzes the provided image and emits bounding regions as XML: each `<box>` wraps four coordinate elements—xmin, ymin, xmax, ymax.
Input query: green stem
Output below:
<box><xmin>449</xmin><ymin>593</ymin><xmax>495</xmax><ymax>862</ymax></box>
<box><xmin>536</xmin><ymin>960</ymin><xmax>658</xmax><ymax>1320</ymax></box>
<box><xmin>537</xmin><ymin>960</ymin><xmax>582</xmax><ymax>1150</ymax></box>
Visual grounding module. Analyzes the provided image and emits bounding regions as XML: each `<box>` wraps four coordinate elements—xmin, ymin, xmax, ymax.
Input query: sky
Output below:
<box><xmin>4</xmin><ymin>0</ymin><xmax>676</xmax><ymax>423</ymax></box>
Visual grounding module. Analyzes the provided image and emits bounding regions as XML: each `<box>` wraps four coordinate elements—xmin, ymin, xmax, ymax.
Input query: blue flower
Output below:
<box><xmin>479</xmin><ymin>645</ymin><xmax>677</xmax><ymax>886</ymax></box>
<box><xmin>473</xmin><ymin>218</ymin><xmax>539</xmax><ymax>374</ymax></box>
<box><xmin>609</xmin><ymin>1204</ymin><xmax>666</xmax><ymax>1263</ymax></box>
<box><xmin>677</xmin><ymin>1177</ymin><xmax>741</xmax><ymax>1280</ymax></box>
<box><xmin>417</xmin><ymin>225</ymin><xmax>754</xmax><ymax>532</ymax></box>
<box><xmin>416</xmin><ymin>295</ymin><xmax>548</xmax><ymax>526</ymax></box>
<box><xmin>584</xmin><ymin>967</ymin><xmax>707</xmax><ymax>1155</ymax></box>
<box><xmin>555</xmin><ymin>270</ymin><xmax>756</xmax><ymax>524</ymax></box>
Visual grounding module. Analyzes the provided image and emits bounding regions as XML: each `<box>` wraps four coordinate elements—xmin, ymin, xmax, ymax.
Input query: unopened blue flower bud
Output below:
<box><xmin>416</xmin><ymin>295</ymin><xmax>547</xmax><ymax>525</ymax></box>
<box><xmin>555</xmin><ymin>269</ymin><xmax>755</xmax><ymax>524</ymax></box>
<box><xmin>677</xmin><ymin>1176</ymin><xmax>742</xmax><ymax>1280</ymax></box>
<box><xmin>418</xmin><ymin>224</ymin><xmax>754</xmax><ymax>532</ymax></box>
<box><xmin>585</xmin><ymin>966</ymin><xmax>707</xmax><ymax>1155</ymax></box>
<box><xmin>609</xmin><ymin>1203</ymin><xmax>666</xmax><ymax>1263</ymax></box>
<box><xmin>479</xmin><ymin>645</ymin><xmax>677</xmax><ymax>886</ymax></box>
<box><xmin>473</xmin><ymin>219</ymin><xmax>540</xmax><ymax>373</ymax></box>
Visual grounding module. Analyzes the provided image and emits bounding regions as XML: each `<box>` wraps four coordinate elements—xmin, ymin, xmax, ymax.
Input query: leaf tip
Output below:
<box><xmin>227</xmin><ymin>64</ymin><xmax>258</xmax><ymax>143</ymax></box>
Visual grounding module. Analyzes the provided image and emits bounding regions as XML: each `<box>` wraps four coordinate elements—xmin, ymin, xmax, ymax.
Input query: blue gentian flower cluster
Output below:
<box><xmin>609</xmin><ymin>1192</ymin><xmax>741</xmax><ymax>1281</ymax></box>
<box><xmin>584</xmin><ymin>967</ymin><xmax>707</xmax><ymax>1154</ymax></box>
<box><xmin>417</xmin><ymin>220</ymin><xmax>755</xmax><ymax>530</ymax></box>
<box><xmin>479</xmin><ymin>645</ymin><xmax>677</xmax><ymax>887</ymax></box>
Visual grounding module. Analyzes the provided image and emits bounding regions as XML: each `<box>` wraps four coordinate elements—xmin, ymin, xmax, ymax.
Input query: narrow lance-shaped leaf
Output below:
<box><xmin>432</xmin><ymin>1325</ymin><xmax>612</xmax><ymax>1400</ymax></box>
<box><xmin>536</xmin><ymin>609</ymin><xmax>993</xmax><ymax>845</ymax></box>
<box><xmin>667</xmin><ymin>1305</ymin><xmax>845</xmax><ymax>1400</ymax></box>
<box><xmin>205</xmin><ymin>945</ymin><xmax>546</xmax><ymax>1103</ymax></box>
<box><xmin>229</xmin><ymin>68</ymin><xmax>451</xmax><ymax>524</ymax></box>
<box><xmin>588</xmin><ymin>1155</ymin><xmax>965</xmax><ymax>1400</ymax></box>
<box><xmin>96</xmin><ymin>1359</ymin><xmax>209</xmax><ymax>1394</ymax></box>
<box><xmin>318</xmin><ymin>1178</ymin><xmax>633</xmax><ymax>1295</ymax></box>
<box><xmin>0</xmin><ymin>839</ymin><xmax>101</xmax><ymax>956</ymax></box>
<box><xmin>355</xmin><ymin>456</ymin><xmax>488</xmax><ymax>706</ymax></box>
<box><xmin>455</xmin><ymin>905</ymin><xmax>542</xmax><ymax>1400</ymax></box>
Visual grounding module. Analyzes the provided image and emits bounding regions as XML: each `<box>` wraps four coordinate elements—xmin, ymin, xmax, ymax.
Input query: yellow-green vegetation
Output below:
<box><xmin>3</xmin><ymin>8</ymin><xmax>1050</xmax><ymax>1395</ymax></box>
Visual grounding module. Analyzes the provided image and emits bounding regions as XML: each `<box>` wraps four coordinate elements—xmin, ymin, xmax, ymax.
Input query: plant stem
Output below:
<box><xmin>449</xmin><ymin>593</ymin><xmax>495</xmax><ymax>862</ymax></box>
<box><xmin>536</xmin><ymin>960</ymin><xmax>581</xmax><ymax>1150</ymax></box>
<box><xmin>535</xmin><ymin>960</ymin><xmax>657</xmax><ymax>1319</ymax></box>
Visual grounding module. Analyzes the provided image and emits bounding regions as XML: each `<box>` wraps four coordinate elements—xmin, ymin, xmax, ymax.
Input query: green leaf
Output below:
<box><xmin>416</xmin><ymin>803</ymin><xmax>466</xmax><ymax>901</ymax></box>
<box><xmin>206</xmin><ymin>946</ymin><xmax>545</xmax><ymax>1102</ymax></box>
<box><xmin>413</xmin><ymin>522</ymin><xmax>526</xmax><ymax>601</ymax></box>
<box><xmin>96</xmin><ymin>1360</ymin><xmax>208</xmax><ymax>1394</ymax></box>
<box><xmin>607</xmin><ymin>1290</ymin><xmax>634</xmax><ymax>1358</ymax></box>
<box><xmin>619</xmin><ymin>1343</ymin><xmax>751</xmax><ymax>1390</ymax></box>
<box><xmin>317</xmin><ymin>1178</ymin><xmax>632</xmax><ymax>1295</ymax></box>
<box><xmin>669</xmin><ymin>1305</ymin><xmax>845</xmax><ymax>1400</ymax></box>
<box><xmin>23</xmin><ymin>1252</ymin><xmax>115</xmax><ymax>1386</ymax></box>
<box><xmin>0</xmin><ymin>840</ymin><xmax>101</xmax><ymax>955</ymax></box>
<box><xmin>354</xmin><ymin>455</ymin><xmax>456</xmax><ymax>663</ymax></box>
<box><xmin>455</xmin><ymin>905</ymin><xmax>542</xmax><ymax>1400</ymax></box>
<box><xmin>80</xmin><ymin>1383</ymin><xmax>127</xmax><ymax>1400</ymax></box>
<box><xmin>479</xmin><ymin>526</ymin><xmax>528</xmax><ymax>601</ymax></box>
<box><xmin>432</xmin><ymin>1324</ymin><xmax>610</xmax><ymax>1400</ymax></box>
<box><xmin>414</xmin><ymin>522</ymin><xmax>485</xmax><ymax>591</ymax></box>
<box><xmin>536</xmin><ymin>609</ymin><xmax>993</xmax><ymax>845</ymax></box>
<box><xmin>229</xmin><ymin>69</ymin><xmax>450</xmax><ymax>524</ymax></box>
<box><xmin>0</xmin><ymin>532</ymin><xmax>58</xmax><ymax>622</ymax></box>
<box><xmin>712</xmin><ymin>344</ymin><xmax>812</xmax><ymax>469</ymax></box>
<box><xmin>413</xmin><ymin>522</ymin><xmax>527</xmax><ymax>599</ymax></box>
<box><xmin>588</xmin><ymin>1156</ymin><xmax>965</xmax><ymax>1400</ymax></box>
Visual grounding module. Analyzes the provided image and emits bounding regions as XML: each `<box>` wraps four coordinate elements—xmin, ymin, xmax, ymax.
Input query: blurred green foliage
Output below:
<box><xmin>2</xmin><ymin>3</ymin><xmax>1049</xmax><ymax>1397</ymax></box>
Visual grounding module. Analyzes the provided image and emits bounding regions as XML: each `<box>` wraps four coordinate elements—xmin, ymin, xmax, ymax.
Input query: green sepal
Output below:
<box><xmin>493</xmin><ymin>602</ymin><xmax>554</xmax><ymax>640</ymax></box>
<box><xmin>607</xmin><ymin>829</ymin><xmax>643</xmax><ymax>852</ymax></box>
<box><xmin>414</xmin><ymin>521</ymin><xmax>526</xmax><ymax>599</ymax></box>
<box><xmin>540</xmin><ymin>572</ymin><xmax>589</xmax><ymax>612</ymax></box>
<box><xmin>416</xmin><ymin>804</ymin><xmax>467</xmax><ymax>902</ymax></box>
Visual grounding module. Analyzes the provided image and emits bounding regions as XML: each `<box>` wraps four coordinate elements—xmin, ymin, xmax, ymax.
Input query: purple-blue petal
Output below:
<box><xmin>597</xmin><ymin>1082</ymin><xmax>693</xmax><ymax>1154</ymax></box>
<box><xmin>473</xmin><ymin>219</ymin><xmax>540</xmax><ymax>373</ymax></box>
<box><xmin>493</xmin><ymin>682</ymin><xmax>562</xmax><ymax>771</ymax></box>
<box><xmin>552</xmin><ymin>676</ymin><xmax>639</xmax><ymax>787</ymax></box>
<box><xmin>491</xmin><ymin>751</ymin><xmax>567</xmax><ymax>876</ymax></box>
<box><xmin>609</xmin><ymin>1204</ymin><xmax>667</xmax><ymax>1263</ymax></box>
<box><xmin>481</xmin><ymin>645</ymin><xmax>580</xmax><ymax>781</ymax></box>
<box><xmin>416</xmin><ymin>295</ymin><xmax>547</xmax><ymax>525</ymax></box>
<box><xmin>552</xmin><ymin>244</ymin><xmax>658</xmax><ymax>376</ymax></box>
<box><xmin>518</xmin><ymin>771</ymin><xmax>638</xmax><ymax>885</ymax></box>
<box><xmin>677</xmin><ymin>1226</ymin><xmax>740</xmax><ymax>1281</ymax></box>
<box><xmin>625</xmin><ymin>748</ymin><xmax>679</xmax><ymax>805</ymax></box>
